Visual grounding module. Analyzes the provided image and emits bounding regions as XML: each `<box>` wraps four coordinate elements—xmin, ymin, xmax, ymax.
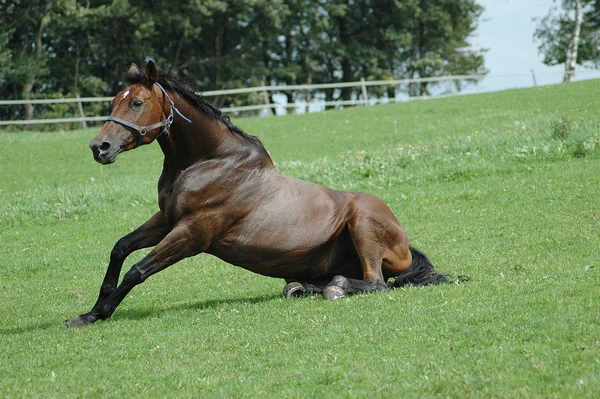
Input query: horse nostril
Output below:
<box><xmin>99</xmin><ymin>142</ymin><xmax>111</xmax><ymax>151</ymax></box>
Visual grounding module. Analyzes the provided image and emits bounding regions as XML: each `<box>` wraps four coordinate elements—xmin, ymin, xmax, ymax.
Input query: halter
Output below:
<box><xmin>105</xmin><ymin>82</ymin><xmax>192</xmax><ymax>148</ymax></box>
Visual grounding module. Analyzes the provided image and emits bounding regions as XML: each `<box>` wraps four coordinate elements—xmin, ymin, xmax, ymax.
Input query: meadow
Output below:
<box><xmin>1</xmin><ymin>81</ymin><xmax>599</xmax><ymax>398</ymax></box>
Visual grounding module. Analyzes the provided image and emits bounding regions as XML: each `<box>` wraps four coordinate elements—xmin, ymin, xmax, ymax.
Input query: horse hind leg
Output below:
<box><xmin>322</xmin><ymin>208</ymin><xmax>400</xmax><ymax>300</ymax></box>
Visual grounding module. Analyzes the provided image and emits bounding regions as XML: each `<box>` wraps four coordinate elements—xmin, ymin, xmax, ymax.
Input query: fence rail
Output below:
<box><xmin>1</xmin><ymin>70</ymin><xmax>597</xmax><ymax>127</ymax></box>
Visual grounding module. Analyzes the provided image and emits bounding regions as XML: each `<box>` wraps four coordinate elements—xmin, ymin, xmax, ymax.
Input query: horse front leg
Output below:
<box><xmin>283</xmin><ymin>280</ymin><xmax>327</xmax><ymax>298</ymax></box>
<box><xmin>66</xmin><ymin>225</ymin><xmax>204</xmax><ymax>327</ymax></box>
<box><xmin>95</xmin><ymin>211</ymin><xmax>170</xmax><ymax>303</ymax></box>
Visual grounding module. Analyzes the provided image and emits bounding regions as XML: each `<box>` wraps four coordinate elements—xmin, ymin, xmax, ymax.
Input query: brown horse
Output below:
<box><xmin>66</xmin><ymin>61</ymin><xmax>448</xmax><ymax>327</ymax></box>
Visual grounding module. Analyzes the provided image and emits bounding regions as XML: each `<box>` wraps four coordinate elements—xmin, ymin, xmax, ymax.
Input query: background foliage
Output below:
<box><xmin>535</xmin><ymin>0</ymin><xmax>600</xmax><ymax>68</ymax></box>
<box><xmin>0</xmin><ymin>0</ymin><xmax>487</xmax><ymax>121</ymax></box>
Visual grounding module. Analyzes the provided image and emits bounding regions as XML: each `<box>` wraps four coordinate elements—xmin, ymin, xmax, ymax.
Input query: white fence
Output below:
<box><xmin>0</xmin><ymin>70</ymin><xmax>597</xmax><ymax>127</ymax></box>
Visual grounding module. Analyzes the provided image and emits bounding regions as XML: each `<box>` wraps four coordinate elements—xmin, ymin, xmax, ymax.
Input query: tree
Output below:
<box><xmin>0</xmin><ymin>0</ymin><xmax>57</xmax><ymax>120</ymax></box>
<box><xmin>295</xmin><ymin>0</ymin><xmax>487</xmax><ymax>102</ymax></box>
<box><xmin>0</xmin><ymin>0</ymin><xmax>488</xmax><ymax>122</ymax></box>
<box><xmin>534</xmin><ymin>0</ymin><xmax>600</xmax><ymax>82</ymax></box>
<box><xmin>403</xmin><ymin>0</ymin><xmax>487</xmax><ymax>96</ymax></box>
<box><xmin>564</xmin><ymin>0</ymin><xmax>584</xmax><ymax>81</ymax></box>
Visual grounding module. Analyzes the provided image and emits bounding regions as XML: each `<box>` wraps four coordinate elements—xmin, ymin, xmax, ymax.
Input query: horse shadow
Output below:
<box><xmin>113</xmin><ymin>292</ymin><xmax>282</xmax><ymax>322</ymax></box>
<box><xmin>0</xmin><ymin>293</ymin><xmax>281</xmax><ymax>336</ymax></box>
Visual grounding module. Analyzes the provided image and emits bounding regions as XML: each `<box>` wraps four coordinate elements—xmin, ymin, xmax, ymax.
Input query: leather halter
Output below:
<box><xmin>105</xmin><ymin>82</ymin><xmax>191</xmax><ymax>148</ymax></box>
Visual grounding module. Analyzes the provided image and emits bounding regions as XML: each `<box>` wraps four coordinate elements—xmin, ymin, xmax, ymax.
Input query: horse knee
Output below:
<box><xmin>330</xmin><ymin>275</ymin><xmax>349</xmax><ymax>290</ymax></box>
<box><xmin>323</xmin><ymin>275</ymin><xmax>349</xmax><ymax>300</ymax></box>
<box><xmin>122</xmin><ymin>267</ymin><xmax>144</xmax><ymax>286</ymax></box>
<box><xmin>323</xmin><ymin>284</ymin><xmax>346</xmax><ymax>300</ymax></box>
<box><xmin>110</xmin><ymin>239</ymin><xmax>129</xmax><ymax>263</ymax></box>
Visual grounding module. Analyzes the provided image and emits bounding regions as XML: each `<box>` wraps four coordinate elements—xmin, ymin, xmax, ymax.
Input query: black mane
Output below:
<box><xmin>125</xmin><ymin>67</ymin><xmax>261</xmax><ymax>145</ymax></box>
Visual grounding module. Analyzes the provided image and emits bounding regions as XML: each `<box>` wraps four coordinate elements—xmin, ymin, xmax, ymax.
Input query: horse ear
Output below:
<box><xmin>145</xmin><ymin>60</ymin><xmax>158</xmax><ymax>86</ymax></box>
<box><xmin>127</xmin><ymin>63</ymin><xmax>141</xmax><ymax>78</ymax></box>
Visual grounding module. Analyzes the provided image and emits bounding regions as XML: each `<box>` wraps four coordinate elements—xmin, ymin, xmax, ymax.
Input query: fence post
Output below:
<box><xmin>531</xmin><ymin>69</ymin><xmax>537</xmax><ymax>87</ymax></box>
<box><xmin>76</xmin><ymin>94</ymin><xmax>87</xmax><ymax>129</ymax></box>
<box><xmin>261</xmin><ymin>81</ymin><xmax>272</xmax><ymax>115</ymax></box>
<box><xmin>305</xmin><ymin>75</ymin><xmax>312</xmax><ymax>114</ymax></box>
<box><xmin>360</xmin><ymin>78</ymin><xmax>369</xmax><ymax>105</ymax></box>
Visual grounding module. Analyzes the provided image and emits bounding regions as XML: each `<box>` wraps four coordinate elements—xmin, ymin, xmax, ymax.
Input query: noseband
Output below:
<box><xmin>105</xmin><ymin>82</ymin><xmax>192</xmax><ymax>148</ymax></box>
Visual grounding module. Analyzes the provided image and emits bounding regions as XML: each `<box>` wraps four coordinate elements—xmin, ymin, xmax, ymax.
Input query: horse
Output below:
<box><xmin>65</xmin><ymin>60</ymin><xmax>449</xmax><ymax>327</ymax></box>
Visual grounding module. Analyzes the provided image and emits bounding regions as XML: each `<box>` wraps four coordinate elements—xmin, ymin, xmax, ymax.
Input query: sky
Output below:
<box><xmin>277</xmin><ymin>0</ymin><xmax>599</xmax><ymax>113</ymax></box>
<box><xmin>468</xmin><ymin>0</ymin><xmax>600</xmax><ymax>93</ymax></box>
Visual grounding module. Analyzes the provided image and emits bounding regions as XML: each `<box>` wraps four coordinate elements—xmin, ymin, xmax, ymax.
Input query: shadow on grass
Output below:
<box><xmin>112</xmin><ymin>292</ymin><xmax>281</xmax><ymax>322</ymax></box>
<box><xmin>0</xmin><ymin>321</ymin><xmax>60</xmax><ymax>336</ymax></box>
<box><xmin>0</xmin><ymin>293</ymin><xmax>281</xmax><ymax>336</ymax></box>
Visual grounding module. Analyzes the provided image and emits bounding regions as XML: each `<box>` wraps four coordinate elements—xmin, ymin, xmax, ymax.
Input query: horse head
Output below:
<box><xmin>89</xmin><ymin>60</ymin><xmax>171</xmax><ymax>164</ymax></box>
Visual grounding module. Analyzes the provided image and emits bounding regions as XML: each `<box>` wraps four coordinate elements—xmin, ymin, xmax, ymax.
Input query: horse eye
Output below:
<box><xmin>132</xmin><ymin>99</ymin><xmax>144</xmax><ymax>107</ymax></box>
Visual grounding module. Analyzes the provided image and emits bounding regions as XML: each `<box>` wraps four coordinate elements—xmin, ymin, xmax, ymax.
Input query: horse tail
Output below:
<box><xmin>390</xmin><ymin>246</ymin><xmax>450</xmax><ymax>288</ymax></box>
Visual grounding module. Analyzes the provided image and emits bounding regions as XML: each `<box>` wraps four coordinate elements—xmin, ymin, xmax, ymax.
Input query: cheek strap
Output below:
<box><xmin>105</xmin><ymin>83</ymin><xmax>192</xmax><ymax>148</ymax></box>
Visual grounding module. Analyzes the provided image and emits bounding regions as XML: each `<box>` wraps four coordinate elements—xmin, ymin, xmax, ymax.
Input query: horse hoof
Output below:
<box><xmin>65</xmin><ymin>315</ymin><xmax>93</xmax><ymax>328</ymax></box>
<box><xmin>284</xmin><ymin>282</ymin><xmax>306</xmax><ymax>299</ymax></box>
<box><xmin>323</xmin><ymin>286</ymin><xmax>345</xmax><ymax>301</ymax></box>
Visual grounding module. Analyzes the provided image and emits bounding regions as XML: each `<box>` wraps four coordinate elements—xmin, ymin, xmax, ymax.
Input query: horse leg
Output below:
<box><xmin>322</xmin><ymin>274</ymin><xmax>391</xmax><ymax>300</ymax></box>
<box><xmin>66</xmin><ymin>225</ymin><xmax>203</xmax><ymax>327</ymax></box>
<box><xmin>283</xmin><ymin>280</ymin><xmax>327</xmax><ymax>299</ymax></box>
<box><xmin>95</xmin><ymin>212</ymin><xmax>170</xmax><ymax>303</ymax></box>
<box><xmin>283</xmin><ymin>281</ymin><xmax>306</xmax><ymax>298</ymax></box>
<box><xmin>323</xmin><ymin>207</ymin><xmax>406</xmax><ymax>300</ymax></box>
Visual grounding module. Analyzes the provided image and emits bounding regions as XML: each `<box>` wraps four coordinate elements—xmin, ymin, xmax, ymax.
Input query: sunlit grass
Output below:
<box><xmin>1</xmin><ymin>81</ymin><xmax>599</xmax><ymax>398</ymax></box>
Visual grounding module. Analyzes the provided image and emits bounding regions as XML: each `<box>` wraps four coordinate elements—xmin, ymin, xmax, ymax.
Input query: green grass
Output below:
<box><xmin>1</xmin><ymin>81</ymin><xmax>599</xmax><ymax>398</ymax></box>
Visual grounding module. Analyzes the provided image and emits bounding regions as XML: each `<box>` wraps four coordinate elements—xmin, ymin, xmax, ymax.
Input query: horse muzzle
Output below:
<box><xmin>89</xmin><ymin>138</ymin><xmax>121</xmax><ymax>164</ymax></box>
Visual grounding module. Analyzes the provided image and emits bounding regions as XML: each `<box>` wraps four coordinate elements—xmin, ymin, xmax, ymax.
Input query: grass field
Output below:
<box><xmin>1</xmin><ymin>81</ymin><xmax>599</xmax><ymax>398</ymax></box>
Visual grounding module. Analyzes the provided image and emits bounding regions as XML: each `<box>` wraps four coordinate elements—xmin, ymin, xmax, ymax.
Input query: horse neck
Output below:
<box><xmin>156</xmin><ymin>97</ymin><xmax>272</xmax><ymax>175</ymax></box>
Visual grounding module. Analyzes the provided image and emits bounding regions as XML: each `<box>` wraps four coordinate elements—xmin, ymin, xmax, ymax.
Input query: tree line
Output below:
<box><xmin>1</xmin><ymin>0</ymin><xmax>488</xmax><ymax>123</ymax></box>
<box><xmin>534</xmin><ymin>0</ymin><xmax>600</xmax><ymax>82</ymax></box>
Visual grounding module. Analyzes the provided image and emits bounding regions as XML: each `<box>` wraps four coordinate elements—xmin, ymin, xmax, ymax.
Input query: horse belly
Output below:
<box><xmin>209</xmin><ymin>228</ymin><xmax>357</xmax><ymax>280</ymax></box>
<box><xmin>208</xmin><ymin>189</ymin><xmax>358</xmax><ymax>279</ymax></box>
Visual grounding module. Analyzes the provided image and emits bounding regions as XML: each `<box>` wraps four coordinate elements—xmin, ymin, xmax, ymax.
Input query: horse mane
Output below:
<box><xmin>124</xmin><ymin>67</ymin><xmax>262</xmax><ymax>146</ymax></box>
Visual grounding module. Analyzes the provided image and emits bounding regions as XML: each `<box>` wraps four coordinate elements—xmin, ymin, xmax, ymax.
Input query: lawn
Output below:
<box><xmin>1</xmin><ymin>80</ymin><xmax>599</xmax><ymax>398</ymax></box>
